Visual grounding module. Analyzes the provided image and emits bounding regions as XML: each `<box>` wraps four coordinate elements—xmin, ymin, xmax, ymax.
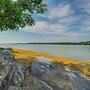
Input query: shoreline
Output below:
<box><xmin>13</xmin><ymin>48</ymin><xmax>90</xmax><ymax>76</ymax></box>
<box><xmin>13</xmin><ymin>48</ymin><xmax>90</xmax><ymax>65</ymax></box>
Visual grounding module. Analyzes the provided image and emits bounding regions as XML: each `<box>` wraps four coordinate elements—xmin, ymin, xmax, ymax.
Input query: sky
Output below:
<box><xmin>0</xmin><ymin>0</ymin><xmax>90</xmax><ymax>43</ymax></box>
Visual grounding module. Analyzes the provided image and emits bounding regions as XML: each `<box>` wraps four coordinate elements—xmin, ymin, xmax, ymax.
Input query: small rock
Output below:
<box><xmin>33</xmin><ymin>56</ymin><xmax>52</xmax><ymax>64</ymax></box>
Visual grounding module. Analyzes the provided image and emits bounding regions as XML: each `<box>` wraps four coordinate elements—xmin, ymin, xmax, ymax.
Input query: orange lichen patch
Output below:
<box><xmin>67</xmin><ymin>64</ymin><xmax>90</xmax><ymax>76</ymax></box>
<box><xmin>13</xmin><ymin>49</ymin><xmax>49</xmax><ymax>66</ymax></box>
<box><xmin>13</xmin><ymin>49</ymin><xmax>41</xmax><ymax>59</ymax></box>
<box><xmin>82</xmin><ymin>67</ymin><xmax>90</xmax><ymax>76</ymax></box>
<box><xmin>15</xmin><ymin>58</ymin><xmax>32</xmax><ymax>67</ymax></box>
<box><xmin>84</xmin><ymin>62</ymin><xmax>90</xmax><ymax>65</ymax></box>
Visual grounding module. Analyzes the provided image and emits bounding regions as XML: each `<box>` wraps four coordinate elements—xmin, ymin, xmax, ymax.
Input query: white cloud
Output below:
<box><xmin>76</xmin><ymin>0</ymin><xmax>90</xmax><ymax>14</ymax></box>
<box><xmin>80</xmin><ymin>25</ymin><xmax>90</xmax><ymax>32</ymax></box>
<box><xmin>22</xmin><ymin>21</ymin><xmax>49</xmax><ymax>34</ymax></box>
<box><xmin>22</xmin><ymin>21</ymin><xmax>66</xmax><ymax>34</ymax></box>
<box><xmin>83</xmin><ymin>17</ymin><xmax>90</xmax><ymax>26</ymax></box>
<box><xmin>12</xmin><ymin>0</ymin><xmax>17</xmax><ymax>1</ymax></box>
<box><xmin>37</xmin><ymin>14</ymin><xmax>48</xmax><ymax>18</ymax></box>
<box><xmin>48</xmin><ymin>4</ymin><xmax>73</xmax><ymax>19</ymax></box>
<box><xmin>74</xmin><ymin>0</ymin><xmax>90</xmax><ymax>32</ymax></box>
<box><xmin>22</xmin><ymin>21</ymin><xmax>83</xmax><ymax>38</ymax></box>
<box><xmin>81</xmin><ymin>3</ymin><xmax>90</xmax><ymax>14</ymax></box>
<box><xmin>21</xmin><ymin>1</ymin><xmax>81</xmax><ymax>36</ymax></box>
<box><xmin>84</xmin><ymin>3</ymin><xmax>90</xmax><ymax>14</ymax></box>
<box><xmin>59</xmin><ymin>16</ymin><xmax>79</xmax><ymax>25</ymax></box>
<box><xmin>79</xmin><ymin>16</ymin><xmax>90</xmax><ymax>32</ymax></box>
<box><xmin>21</xmin><ymin>1</ymin><xmax>89</xmax><ymax>40</ymax></box>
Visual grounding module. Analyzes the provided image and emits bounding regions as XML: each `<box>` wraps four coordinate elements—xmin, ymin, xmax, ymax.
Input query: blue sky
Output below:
<box><xmin>0</xmin><ymin>0</ymin><xmax>90</xmax><ymax>43</ymax></box>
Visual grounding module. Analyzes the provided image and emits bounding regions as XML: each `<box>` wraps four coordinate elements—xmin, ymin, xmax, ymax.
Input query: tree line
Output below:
<box><xmin>27</xmin><ymin>41</ymin><xmax>90</xmax><ymax>45</ymax></box>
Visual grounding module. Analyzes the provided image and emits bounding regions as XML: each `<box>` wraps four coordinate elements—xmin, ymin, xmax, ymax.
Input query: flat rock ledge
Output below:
<box><xmin>0</xmin><ymin>48</ymin><xmax>90</xmax><ymax>90</ymax></box>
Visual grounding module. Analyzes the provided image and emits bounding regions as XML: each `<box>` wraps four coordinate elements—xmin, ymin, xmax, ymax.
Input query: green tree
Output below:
<box><xmin>0</xmin><ymin>0</ymin><xmax>47</xmax><ymax>31</ymax></box>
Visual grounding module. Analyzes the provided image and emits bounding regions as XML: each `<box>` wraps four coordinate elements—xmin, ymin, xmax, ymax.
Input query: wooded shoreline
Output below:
<box><xmin>7</xmin><ymin>41</ymin><xmax>90</xmax><ymax>45</ymax></box>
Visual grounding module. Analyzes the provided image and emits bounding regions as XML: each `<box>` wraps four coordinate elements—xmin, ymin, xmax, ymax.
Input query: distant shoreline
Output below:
<box><xmin>13</xmin><ymin>48</ymin><xmax>90</xmax><ymax>76</ymax></box>
<box><xmin>5</xmin><ymin>41</ymin><xmax>90</xmax><ymax>45</ymax></box>
<box><xmin>0</xmin><ymin>40</ymin><xmax>90</xmax><ymax>45</ymax></box>
<box><xmin>27</xmin><ymin>42</ymin><xmax>90</xmax><ymax>45</ymax></box>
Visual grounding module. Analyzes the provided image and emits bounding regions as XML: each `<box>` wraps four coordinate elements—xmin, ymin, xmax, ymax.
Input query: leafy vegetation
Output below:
<box><xmin>80</xmin><ymin>41</ymin><xmax>90</xmax><ymax>45</ymax></box>
<box><xmin>0</xmin><ymin>0</ymin><xmax>47</xmax><ymax>31</ymax></box>
<box><xmin>0</xmin><ymin>47</ymin><xmax>4</xmax><ymax>50</ymax></box>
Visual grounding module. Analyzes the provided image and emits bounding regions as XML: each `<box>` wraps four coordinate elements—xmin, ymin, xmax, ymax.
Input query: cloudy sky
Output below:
<box><xmin>0</xmin><ymin>0</ymin><xmax>90</xmax><ymax>43</ymax></box>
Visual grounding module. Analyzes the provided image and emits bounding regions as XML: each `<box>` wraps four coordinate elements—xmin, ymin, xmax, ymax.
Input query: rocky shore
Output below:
<box><xmin>0</xmin><ymin>48</ymin><xmax>90</xmax><ymax>90</ymax></box>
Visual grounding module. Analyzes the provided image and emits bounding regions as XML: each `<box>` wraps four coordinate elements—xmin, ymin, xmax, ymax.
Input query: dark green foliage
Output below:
<box><xmin>26</xmin><ymin>41</ymin><xmax>90</xmax><ymax>45</ymax></box>
<box><xmin>0</xmin><ymin>0</ymin><xmax>47</xmax><ymax>31</ymax></box>
<box><xmin>0</xmin><ymin>47</ymin><xmax>4</xmax><ymax>50</ymax></box>
<box><xmin>80</xmin><ymin>41</ymin><xmax>90</xmax><ymax>45</ymax></box>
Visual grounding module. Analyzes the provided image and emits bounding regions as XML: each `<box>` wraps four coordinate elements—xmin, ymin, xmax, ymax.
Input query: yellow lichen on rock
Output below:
<box><xmin>13</xmin><ymin>48</ymin><xmax>90</xmax><ymax>65</ymax></box>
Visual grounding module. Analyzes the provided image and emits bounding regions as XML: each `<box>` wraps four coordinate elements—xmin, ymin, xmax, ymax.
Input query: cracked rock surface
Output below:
<box><xmin>0</xmin><ymin>48</ymin><xmax>90</xmax><ymax>90</ymax></box>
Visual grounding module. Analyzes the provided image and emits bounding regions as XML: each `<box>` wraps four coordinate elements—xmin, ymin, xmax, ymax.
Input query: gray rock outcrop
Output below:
<box><xmin>23</xmin><ymin>63</ymin><xmax>90</xmax><ymax>90</ymax></box>
<box><xmin>0</xmin><ymin>48</ymin><xmax>24</xmax><ymax>90</ymax></box>
<box><xmin>0</xmin><ymin>48</ymin><xmax>90</xmax><ymax>90</ymax></box>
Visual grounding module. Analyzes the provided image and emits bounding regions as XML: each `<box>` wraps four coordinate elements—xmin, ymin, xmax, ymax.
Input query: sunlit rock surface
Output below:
<box><xmin>0</xmin><ymin>48</ymin><xmax>90</xmax><ymax>90</ymax></box>
<box><xmin>24</xmin><ymin>63</ymin><xmax>90</xmax><ymax>90</ymax></box>
<box><xmin>0</xmin><ymin>48</ymin><xmax>24</xmax><ymax>90</ymax></box>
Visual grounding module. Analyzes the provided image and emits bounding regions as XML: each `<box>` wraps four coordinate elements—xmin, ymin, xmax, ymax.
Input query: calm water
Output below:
<box><xmin>0</xmin><ymin>44</ymin><xmax>90</xmax><ymax>61</ymax></box>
